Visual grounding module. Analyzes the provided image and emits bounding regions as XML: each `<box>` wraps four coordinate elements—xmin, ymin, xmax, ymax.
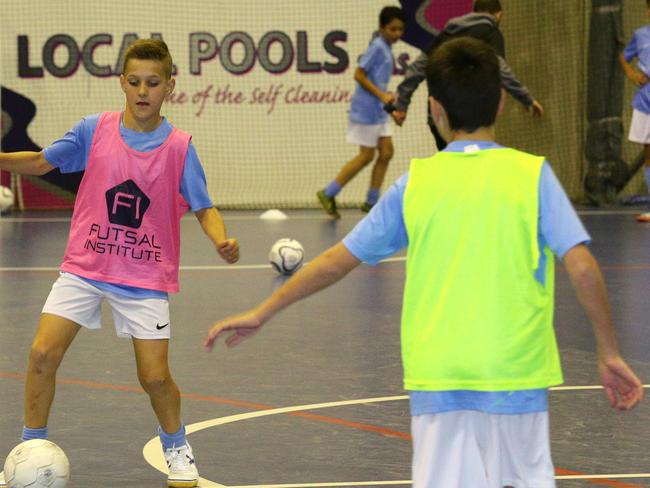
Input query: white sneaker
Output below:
<box><xmin>0</xmin><ymin>471</ymin><xmax>5</xmax><ymax>487</ymax></box>
<box><xmin>164</xmin><ymin>442</ymin><xmax>198</xmax><ymax>488</ymax></box>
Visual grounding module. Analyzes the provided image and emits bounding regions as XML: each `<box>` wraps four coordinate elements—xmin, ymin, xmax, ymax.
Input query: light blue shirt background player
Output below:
<box><xmin>43</xmin><ymin>113</ymin><xmax>213</xmax><ymax>299</ymax></box>
<box><xmin>342</xmin><ymin>140</ymin><xmax>591</xmax><ymax>416</ymax></box>
<box><xmin>623</xmin><ymin>24</ymin><xmax>650</xmax><ymax>114</ymax></box>
<box><xmin>349</xmin><ymin>35</ymin><xmax>394</xmax><ymax>125</ymax></box>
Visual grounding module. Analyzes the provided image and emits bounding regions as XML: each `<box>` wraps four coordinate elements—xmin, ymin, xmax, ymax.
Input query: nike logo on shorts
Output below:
<box><xmin>156</xmin><ymin>323</ymin><xmax>169</xmax><ymax>330</ymax></box>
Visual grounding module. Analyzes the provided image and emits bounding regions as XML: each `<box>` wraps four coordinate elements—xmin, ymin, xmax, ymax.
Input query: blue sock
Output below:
<box><xmin>366</xmin><ymin>189</ymin><xmax>380</xmax><ymax>206</ymax></box>
<box><xmin>645</xmin><ymin>168</ymin><xmax>650</xmax><ymax>199</ymax></box>
<box><xmin>22</xmin><ymin>426</ymin><xmax>48</xmax><ymax>441</ymax></box>
<box><xmin>159</xmin><ymin>424</ymin><xmax>186</xmax><ymax>450</ymax></box>
<box><xmin>324</xmin><ymin>181</ymin><xmax>341</xmax><ymax>198</ymax></box>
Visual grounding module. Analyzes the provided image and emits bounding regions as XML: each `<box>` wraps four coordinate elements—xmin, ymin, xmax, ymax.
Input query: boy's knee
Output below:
<box><xmin>138</xmin><ymin>370</ymin><xmax>172</xmax><ymax>393</ymax></box>
<box><xmin>359</xmin><ymin>149</ymin><xmax>375</xmax><ymax>165</ymax></box>
<box><xmin>28</xmin><ymin>342</ymin><xmax>64</xmax><ymax>373</ymax></box>
<box><xmin>378</xmin><ymin>149</ymin><xmax>394</xmax><ymax>163</ymax></box>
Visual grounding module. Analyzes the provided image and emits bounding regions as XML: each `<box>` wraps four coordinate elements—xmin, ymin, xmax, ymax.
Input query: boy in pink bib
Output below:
<box><xmin>0</xmin><ymin>39</ymin><xmax>238</xmax><ymax>488</ymax></box>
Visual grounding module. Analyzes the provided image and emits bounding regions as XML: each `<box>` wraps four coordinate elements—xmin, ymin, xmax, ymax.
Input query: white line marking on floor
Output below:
<box><xmin>0</xmin><ymin>257</ymin><xmax>407</xmax><ymax>273</ymax></box>
<box><xmin>142</xmin><ymin>393</ymin><xmax>650</xmax><ymax>487</ymax></box>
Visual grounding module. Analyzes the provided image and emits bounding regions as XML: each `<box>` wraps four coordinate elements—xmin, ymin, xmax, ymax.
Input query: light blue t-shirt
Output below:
<box><xmin>342</xmin><ymin>141</ymin><xmax>591</xmax><ymax>415</ymax></box>
<box><xmin>43</xmin><ymin>113</ymin><xmax>214</xmax><ymax>299</ymax></box>
<box><xmin>349</xmin><ymin>35</ymin><xmax>394</xmax><ymax>125</ymax></box>
<box><xmin>624</xmin><ymin>25</ymin><xmax>650</xmax><ymax>114</ymax></box>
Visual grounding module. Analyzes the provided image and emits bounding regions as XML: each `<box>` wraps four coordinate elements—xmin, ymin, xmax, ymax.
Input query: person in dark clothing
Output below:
<box><xmin>388</xmin><ymin>0</ymin><xmax>544</xmax><ymax>150</ymax></box>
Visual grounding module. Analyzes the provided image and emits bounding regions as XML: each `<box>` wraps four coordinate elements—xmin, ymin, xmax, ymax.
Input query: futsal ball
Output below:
<box><xmin>4</xmin><ymin>439</ymin><xmax>70</xmax><ymax>488</ymax></box>
<box><xmin>0</xmin><ymin>185</ymin><xmax>13</xmax><ymax>212</ymax></box>
<box><xmin>269</xmin><ymin>238</ymin><xmax>304</xmax><ymax>275</ymax></box>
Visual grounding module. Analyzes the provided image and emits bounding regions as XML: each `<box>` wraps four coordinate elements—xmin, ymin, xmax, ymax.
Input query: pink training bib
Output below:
<box><xmin>61</xmin><ymin>111</ymin><xmax>191</xmax><ymax>292</ymax></box>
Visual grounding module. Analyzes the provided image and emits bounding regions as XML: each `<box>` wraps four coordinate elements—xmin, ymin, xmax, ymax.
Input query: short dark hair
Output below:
<box><xmin>473</xmin><ymin>0</ymin><xmax>502</xmax><ymax>14</ymax></box>
<box><xmin>379</xmin><ymin>6</ymin><xmax>404</xmax><ymax>27</ymax></box>
<box><xmin>426</xmin><ymin>37</ymin><xmax>501</xmax><ymax>132</ymax></box>
<box><xmin>123</xmin><ymin>39</ymin><xmax>173</xmax><ymax>79</ymax></box>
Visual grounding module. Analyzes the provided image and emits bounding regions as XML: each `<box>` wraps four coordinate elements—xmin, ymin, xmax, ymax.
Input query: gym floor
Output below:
<box><xmin>1</xmin><ymin>208</ymin><xmax>649</xmax><ymax>487</ymax></box>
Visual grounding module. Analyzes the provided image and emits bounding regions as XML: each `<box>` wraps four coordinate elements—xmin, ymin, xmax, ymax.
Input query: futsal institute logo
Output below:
<box><xmin>105</xmin><ymin>179</ymin><xmax>150</xmax><ymax>229</ymax></box>
<box><xmin>82</xmin><ymin>179</ymin><xmax>162</xmax><ymax>263</ymax></box>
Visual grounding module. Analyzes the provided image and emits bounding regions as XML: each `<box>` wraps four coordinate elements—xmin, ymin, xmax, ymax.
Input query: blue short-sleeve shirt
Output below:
<box><xmin>342</xmin><ymin>141</ymin><xmax>591</xmax><ymax>415</ymax></box>
<box><xmin>348</xmin><ymin>35</ymin><xmax>394</xmax><ymax>125</ymax></box>
<box><xmin>624</xmin><ymin>25</ymin><xmax>650</xmax><ymax>114</ymax></box>
<box><xmin>43</xmin><ymin>114</ymin><xmax>214</xmax><ymax>298</ymax></box>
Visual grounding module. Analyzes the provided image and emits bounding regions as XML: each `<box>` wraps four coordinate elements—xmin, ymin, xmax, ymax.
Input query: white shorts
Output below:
<box><xmin>629</xmin><ymin>109</ymin><xmax>650</xmax><ymax>144</ymax></box>
<box><xmin>346</xmin><ymin>120</ymin><xmax>393</xmax><ymax>148</ymax></box>
<box><xmin>42</xmin><ymin>272</ymin><xmax>171</xmax><ymax>339</ymax></box>
<box><xmin>412</xmin><ymin>411</ymin><xmax>555</xmax><ymax>488</ymax></box>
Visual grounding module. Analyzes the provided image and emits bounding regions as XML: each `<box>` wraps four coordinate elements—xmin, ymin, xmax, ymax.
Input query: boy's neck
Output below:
<box><xmin>379</xmin><ymin>32</ymin><xmax>392</xmax><ymax>44</ymax></box>
<box><xmin>449</xmin><ymin>126</ymin><xmax>496</xmax><ymax>143</ymax></box>
<box><xmin>122</xmin><ymin>111</ymin><xmax>163</xmax><ymax>132</ymax></box>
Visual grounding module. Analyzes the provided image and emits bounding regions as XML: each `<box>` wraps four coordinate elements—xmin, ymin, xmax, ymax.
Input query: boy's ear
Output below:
<box><xmin>496</xmin><ymin>89</ymin><xmax>505</xmax><ymax>117</ymax></box>
<box><xmin>166</xmin><ymin>78</ymin><xmax>176</xmax><ymax>95</ymax></box>
<box><xmin>119</xmin><ymin>74</ymin><xmax>127</xmax><ymax>93</ymax></box>
<box><xmin>429</xmin><ymin>95</ymin><xmax>452</xmax><ymax>143</ymax></box>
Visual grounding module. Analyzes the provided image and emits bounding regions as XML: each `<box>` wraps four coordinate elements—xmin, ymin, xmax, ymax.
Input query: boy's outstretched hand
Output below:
<box><xmin>599</xmin><ymin>355</ymin><xmax>644</xmax><ymax>411</ymax></box>
<box><xmin>217</xmin><ymin>238</ymin><xmax>239</xmax><ymax>263</ymax></box>
<box><xmin>205</xmin><ymin>310</ymin><xmax>263</xmax><ymax>351</ymax></box>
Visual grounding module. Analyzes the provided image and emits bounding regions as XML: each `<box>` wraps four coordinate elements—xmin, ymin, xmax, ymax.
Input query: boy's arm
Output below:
<box><xmin>562</xmin><ymin>244</ymin><xmax>643</xmax><ymax>410</ymax></box>
<box><xmin>194</xmin><ymin>206</ymin><xmax>239</xmax><ymax>264</ymax></box>
<box><xmin>618</xmin><ymin>52</ymin><xmax>648</xmax><ymax>86</ymax></box>
<box><xmin>0</xmin><ymin>151</ymin><xmax>54</xmax><ymax>175</ymax></box>
<box><xmin>393</xmin><ymin>51</ymin><xmax>428</xmax><ymax>114</ymax></box>
<box><xmin>354</xmin><ymin>67</ymin><xmax>394</xmax><ymax>105</ymax></box>
<box><xmin>498</xmin><ymin>56</ymin><xmax>543</xmax><ymax>117</ymax></box>
<box><xmin>205</xmin><ymin>242</ymin><xmax>360</xmax><ymax>350</ymax></box>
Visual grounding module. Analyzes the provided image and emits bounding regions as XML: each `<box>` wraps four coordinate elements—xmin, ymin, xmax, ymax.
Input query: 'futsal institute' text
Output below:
<box><xmin>83</xmin><ymin>224</ymin><xmax>162</xmax><ymax>262</ymax></box>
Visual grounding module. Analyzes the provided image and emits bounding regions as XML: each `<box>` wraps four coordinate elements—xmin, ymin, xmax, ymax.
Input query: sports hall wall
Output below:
<box><xmin>0</xmin><ymin>0</ymin><xmax>646</xmax><ymax>209</ymax></box>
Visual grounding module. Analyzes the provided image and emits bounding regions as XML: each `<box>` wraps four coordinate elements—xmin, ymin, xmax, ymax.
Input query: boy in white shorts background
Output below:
<box><xmin>619</xmin><ymin>0</ymin><xmax>650</xmax><ymax>222</ymax></box>
<box><xmin>317</xmin><ymin>6</ymin><xmax>405</xmax><ymax>218</ymax></box>
<box><xmin>0</xmin><ymin>39</ymin><xmax>239</xmax><ymax>488</ymax></box>
<box><xmin>206</xmin><ymin>38</ymin><xmax>643</xmax><ymax>487</ymax></box>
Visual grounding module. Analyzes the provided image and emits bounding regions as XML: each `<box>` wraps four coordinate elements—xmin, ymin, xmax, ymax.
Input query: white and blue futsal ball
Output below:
<box><xmin>269</xmin><ymin>238</ymin><xmax>304</xmax><ymax>275</ymax></box>
<box><xmin>4</xmin><ymin>439</ymin><xmax>70</xmax><ymax>488</ymax></box>
<box><xmin>0</xmin><ymin>185</ymin><xmax>14</xmax><ymax>212</ymax></box>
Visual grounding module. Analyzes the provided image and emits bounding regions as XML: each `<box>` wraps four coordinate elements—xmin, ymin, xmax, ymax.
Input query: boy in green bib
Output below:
<box><xmin>205</xmin><ymin>38</ymin><xmax>643</xmax><ymax>487</ymax></box>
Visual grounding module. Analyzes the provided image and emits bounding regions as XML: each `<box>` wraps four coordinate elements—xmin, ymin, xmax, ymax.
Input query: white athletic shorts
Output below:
<box><xmin>629</xmin><ymin>109</ymin><xmax>650</xmax><ymax>144</ymax></box>
<box><xmin>42</xmin><ymin>272</ymin><xmax>171</xmax><ymax>340</ymax></box>
<box><xmin>412</xmin><ymin>410</ymin><xmax>555</xmax><ymax>488</ymax></box>
<box><xmin>346</xmin><ymin>120</ymin><xmax>393</xmax><ymax>148</ymax></box>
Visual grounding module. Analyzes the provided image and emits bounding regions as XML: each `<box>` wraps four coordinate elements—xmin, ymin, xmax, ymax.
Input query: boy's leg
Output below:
<box><xmin>132</xmin><ymin>338</ymin><xmax>198</xmax><ymax>488</ymax></box>
<box><xmin>498</xmin><ymin>412</ymin><xmax>555</xmax><ymax>488</ymax></box>
<box><xmin>25</xmin><ymin>314</ymin><xmax>81</xmax><ymax>429</ymax></box>
<box><xmin>639</xmin><ymin>144</ymin><xmax>650</xmax><ymax>222</ymax></box>
<box><xmin>317</xmin><ymin>146</ymin><xmax>375</xmax><ymax>218</ymax></box>
<box><xmin>362</xmin><ymin>136</ymin><xmax>394</xmax><ymax>212</ymax></box>
<box><xmin>333</xmin><ymin>146</ymin><xmax>376</xmax><ymax>187</ymax></box>
<box><xmin>0</xmin><ymin>314</ymin><xmax>80</xmax><ymax>488</ymax></box>
<box><xmin>132</xmin><ymin>338</ymin><xmax>180</xmax><ymax>433</ymax></box>
<box><xmin>411</xmin><ymin>411</ymin><xmax>491</xmax><ymax>488</ymax></box>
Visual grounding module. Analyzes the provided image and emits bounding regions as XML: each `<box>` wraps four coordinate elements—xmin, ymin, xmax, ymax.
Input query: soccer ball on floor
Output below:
<box><xmin>269</xmin><ymin>238</ymin><xmax>304</xmax><ymax>275</ymax></box>
<box><xmin>4</xmin><ymin>439</ymin><xmax>70</xmax><ymax>488</ymax></box>
<box><xmin>0</xmin><ymin>186</ymin><xmax>14</xmax><ymax>212</ymax></box>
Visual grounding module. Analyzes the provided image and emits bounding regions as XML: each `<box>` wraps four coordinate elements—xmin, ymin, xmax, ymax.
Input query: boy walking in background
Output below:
<box><xmin>0</xmin><ymin>39</ymin><xmax>239</xmax><ymax>488</ymax></box>
<box><xmin>206</xmin><ymin>38</ymin><xmax>642</xmax><ymax>487</ymax></box>
<box><xmin>317</xmin><ymin>6</ymin><xmax>404</xmax><ymax>218</ymax></box>
<box><xmin>619</xmin><ymin>0</ymin><xmax>650</xmax><ymax>222</ymax></box>
<box><xmin>389</xmin><ymin>0</ymin><xmax>543</xmax><ymax>150</ymax></box>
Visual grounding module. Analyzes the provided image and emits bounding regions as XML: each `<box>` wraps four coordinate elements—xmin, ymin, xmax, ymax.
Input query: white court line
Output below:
<box><xmin>0</xmin><ymin>208</ymin><xmax>642</xmax><ymax>224</ymax></box>
<box><xmin>0</xmin><ymin>257</ymin><xmax>408</xmax><ymax>273</ymax></box>
<box><xmin>142</xmin><ymin>391</ymin><xmax>650</xmax><ymax>487</ymax></box>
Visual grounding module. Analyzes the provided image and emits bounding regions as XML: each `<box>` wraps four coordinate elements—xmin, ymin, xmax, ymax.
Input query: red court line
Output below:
<box><xmin>555</xmin><ymin>468</ymin><xmax>644</xmax><ymax>488</ymax></box>
<box><xmin>1</xmin><ymin>372</ymin><xmax>645</xmax><ymax>487</ymax></box>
